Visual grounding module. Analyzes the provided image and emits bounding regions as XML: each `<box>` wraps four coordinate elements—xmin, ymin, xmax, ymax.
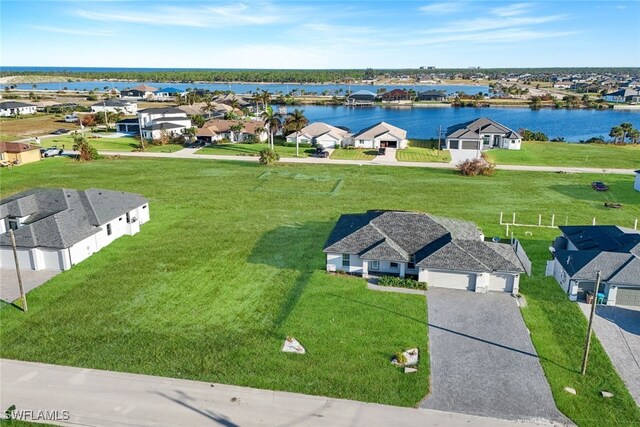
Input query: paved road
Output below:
<box><xmin>0</xmin><ymin>359</ymin><xmax>563</xmax><ymax>427</ymax></box>
<box><xmin>95</xmin><ymin>149</ymin><xmax>636</xmax><ymax>175</ymax></box>
<box><xmin>421</xmin><ymin>289</ymin><xmax>569</xmax><ymax>424</ymax></box>
<box><xmin>0</xmin><ymin>268</ymin><xmax>60</xmax><ymax>304</ymax></box>
<box><xmin>578</xmin><ymin>303</ymin><xmax>640</xmax><ymax>406</ymax></box>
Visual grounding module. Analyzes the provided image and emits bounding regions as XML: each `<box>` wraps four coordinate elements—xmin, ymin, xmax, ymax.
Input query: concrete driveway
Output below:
<box><xmin>579</xmin><ymin>303</ymin><xmax>640</xmax><ymax>406</ymax></box>
<box><xmin>0</xmin><ymin>268</ymin><xmax>60</xmax><ymax>304</ymax></box>
<box><xmin>448</xmin><ymin>148</ymin><xmax>479</xmax><ymax>164</ymax></box>
<box><xmin>421</xmin><ymin>288</ymin><xmax>567</xmax><ymax>423</ymax></box>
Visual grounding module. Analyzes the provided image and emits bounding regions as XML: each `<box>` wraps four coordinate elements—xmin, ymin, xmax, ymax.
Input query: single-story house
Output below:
<box><xmin>635</xmin><ymin>170</ymin><xmax>640</xmax><ymax>192</ymax></box>
<box><xmin>381</xmin><ymin>89</ymin><xmax>410</xmax><ymax>103</ymax></box>
<box><xmin>324</xmin><ymin>211</ymin><xmax>525</xmax><ymax>294</ymax></box>
<box><xmin>347</xmin><ymin>121</ymin><xmax>408</xmax><ymax>149</ymax></box>
<box><xmin>0</xmin><ymin>101</ymin><xmax>37</xmax><ymax>117</ymax></box>
<box><xmin>285</xmin><ymin>122</ymin><xmax>350</xmax><ymax>148</ymax></box>
<box><xmin>445</xmin><ymin>117</ymin><xmax>521</xmax><ymax>155</ymax></box>
<box><xmin>213</xmin><ymin>93</ymin><xmax>252</xmax><ymax>109</ymax></box>
<box><xmin>0</xmin><ymin>188</ymin><xmax>149</xmax><ymax>271</ymax></box>
<box><xmin>196</xmin><ymin>119</ymin><xmax>267</xmax><ymax>143</ymax></box>
<box><xmin>547</xmin><ymin>225</ymin><xmax>640</xmax><ymax>306</ymax></box>
<box><xmin>417</xmin><ymin>90</ymin><xmax>447</xmax><ymax>101</ymax></box>
<box><xmin>0</xmin><ymin>142</ymin><xmax>41</xmax><ymax>166</ymax></box>
<box><xmin>115</xmin><ymin>118</ymin><xmax>140</xmax><ymax>134</ymax></box>
<box><xmin>153</xmin><ymin>87</ymin><xmax>186</xmax><ymax>101</ymax></box>
<box><xmin>91</xmin><ymin>99</ymin><xmax>137</xmax><ymax>115</ymax></box>
<box><xmin>138</xmin><ymin>107</ymin><xmax>191</xmax><ymax>140</ymax></box>
<box><xmin>553</xmin><ymin>81</ymin><xmax>572</xmax><ymax>89</ymax></box>
<box><xmin>121</xmin><ymin>84</ymin><xmax>158</xmax><ymax>99</ymax></box>
<box><xmin>603</xmin><ymin>88</ymin><xmax>640</xmax><ymax>103</ymax></box>
<box><xmin>347</xmin><ymin>90</ymin><xmax>377</xmax><ymax>105</ymax></box>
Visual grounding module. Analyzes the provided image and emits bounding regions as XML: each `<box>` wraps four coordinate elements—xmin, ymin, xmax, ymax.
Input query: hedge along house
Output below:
<box><xmin>0</xmin><ymin>188</ymin><xmax>149</xmax><ymax>271</ymax></box>
<box><xmin>445</xmin><ymin>117</ymin><xmax>521</xmax><ymax>157</ymax></box>
<box><xmin>324</xmin><ymin>211</ymin><xmax>525</xmax><ymax>294</ymax></box>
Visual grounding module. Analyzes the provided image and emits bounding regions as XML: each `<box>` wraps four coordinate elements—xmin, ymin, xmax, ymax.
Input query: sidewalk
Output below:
<box><xmin>0</xmin><ymin>359</ymin><xmax>561</xmax><ymax>427</ymax></box>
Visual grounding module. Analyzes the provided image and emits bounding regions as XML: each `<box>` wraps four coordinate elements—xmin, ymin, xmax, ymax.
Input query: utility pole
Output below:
<box><xmin>9</xmin><ymin>229</ymin><xmax>28</xmax><ymax>312</ymax></box>
<box><xmin>581</xmin><ymin>270</ymin><xmax>601</xmax><ymax>375</ymax></box>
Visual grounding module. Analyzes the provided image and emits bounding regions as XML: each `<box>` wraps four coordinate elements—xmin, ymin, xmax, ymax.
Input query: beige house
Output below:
<box><xmin>347</xmin><ymin>122</ymin><xmax>409</xmax><ymax>149</ymax></box>
<box><xmin>196</xmin><ymin>119</ymin><xmax>267</xmax><ymax>143</ymax></box>
<box><xmin>285</xmin><ymin>122</ymin><xmax>350</xmax><ymax>148</ymax></box>
<box><xmin>0</xmin><ymin>142</ymin><xmax>41</xmax><ymax>166</ymax></box>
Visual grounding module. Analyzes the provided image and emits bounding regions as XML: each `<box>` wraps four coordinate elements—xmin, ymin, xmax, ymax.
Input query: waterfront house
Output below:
<box><xmin>417</xmin><ymin>90</ymin><xmax>447</xmax><ymax>101</ymax></box>
<box><xmin>445</xmin><ymin>118</ymin><xmax>521</xmax><ymax>156</ymax></box>
<box><xmin>0</xmin><ymin>101</ymin><xmax>37</xmax><ymax>117</ymax></box>
<box><xmin>0</xmin><ymin>188</ymin><xmax>149</xmax><ymax>271</ymax></box>
<box><xmin>0</xmin><ymin>142</ymin><xmax>40</xmax><ymax>166</ymax></box>
<box><xmin>347</xmin><ymin>122</ymin><xmax>408</xmax><ymax>149</ymax></box>
<box><xmin>138</xmin><ymin>107</ymin><xmax>191</xmax><ymax>141</ymax></box>
<box><xmin>153</xmin><ymin>87</ymin><xmax>186</xmax><ymax>101</ymax></box>
<box><xmin>285</xmin><ymin>122</ymin><xmax>350</xmax><ymax>148</ymax></box>
<box><xmin>121</xmin><ymin>84</ymin><xmax>158</xmax><ymax>99</ymax></box>
<box><xmin>91</xmin><ymin>99</ymin><xmax>137</xmax><ymax>115</ymax></box>
<box><xmin>381</xmin><ymin>89</ymin><xmax>410</xmax><ymax>103</ymax></box>
<box><xmin>324</xmin><ymin>211</ymin><xmax>525</xmax><ymax>294</ymax></box>
<box><xmin>603</xmin><ymin>88</ymin><xmax>640</xmax><ymax>103</ymax></box>
<box><xmin>547</xmin><ymin>225</ymin><xmax>640</xmax><ymax>306</ymax></box>
<box><xmin>115</xmin><ymin>118</ymin><xmax>140</xmax><ymax>134</ymax></box>
<box><xmin>196</xmin><ymin>119</ymin><xmax>267</xmax><ymax>143</ymax></box>
<box><xmin>347</xmin><ymin>90</ymin><xmax>377</xmax><ymax>106</ymax></box>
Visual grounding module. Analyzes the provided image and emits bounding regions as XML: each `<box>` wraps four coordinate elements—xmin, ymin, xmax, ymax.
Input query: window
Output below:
<box><xmin>8</xmin><ymin>218</ymin><xmax>19</xmax><ymax>230</ymax></box>
<box><xmin>482</xmin><ymin>135</ymin><xmax>490</xmax><ymax>145</ymax></box>
<box><xmin>126</xmin><ymin>212</ymin><xmax>131</xmax><ymax>223</ymax></box>
<box><xmin>408</xmin><ymin>255</ymin><xmax>415</xmax><ymax>269</ymax></box>
<box><xmin>342</xmin><ymin>254</ymin><xmax>350</xmax><ymax>268</ymax></box>
<box><xmin>390</xmin><ymin>262</ymin><xmax>399</xmax><ymax>269</ymax></box>
<box><xmin>370</xmin><ymin>260</ymin><xmax>379</xmax><ymax>271</ymax></box>
<box><xmin>107</xmin><ymin>224</ymin><xmax>112</xmax><ymax>236</ymax></box>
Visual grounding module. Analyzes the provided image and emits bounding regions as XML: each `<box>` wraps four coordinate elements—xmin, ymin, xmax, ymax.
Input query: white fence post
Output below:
<box><xmin>506</xmin><ymin>223</ymin><xmax>510</xmax><ymax>237</ymax></box>
<box><xmin>551</xmin><ymin>214</ymin><xmax>555</xmax><ymax>227</ymax></box>
<box><xmin>538</xmin><ymin>214</ymin><xmax>542</xmax><ymax>226</ymax></box>
<box><xmin>512</xmin><ymin>212</ymin><xmax>516</xmax><ymax>224</ymax></box>
<box><xmin>500</xmin><ymin>212</ymin><xmax>503</xmax><ymax>225</ymax></box>
<box><xmin>593</xmin><ymin>217</ymin><xmax>596</xmax><ymax>226</ymax></box>
<box><xmin>635</xmin><ymin>218</ymin><xmax>638</xmax><ymax>230</ymax></box>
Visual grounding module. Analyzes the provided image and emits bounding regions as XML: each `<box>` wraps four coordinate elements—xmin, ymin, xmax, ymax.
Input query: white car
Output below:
<box><xmin>64</xmin><ymin>114</ymin><xmax>78</xmax><ymax>123</ymax></box>
<box><xmin>42</xmin><ymin>147</ymin><xmax>63</xmax><ymax>157</ymax></box>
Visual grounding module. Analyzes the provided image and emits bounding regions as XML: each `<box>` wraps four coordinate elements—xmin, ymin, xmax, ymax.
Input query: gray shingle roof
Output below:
<box><xmin>0</xmin><ymin>101</ymin><xmax>36</xmax><ymax>109</ymax></box>
<box><xmin>324</xmin><ymin>211</ymin><xmax>524</xmax><ymax>273</ymax></box>
<box><xmin>560</xmin><ymin>225</ymin><xmax>640</xmax><ymax>252</ymax></box>
<box><xmin>554</xmin><ymin>249</ymin><xmax>638</xmax><ymax>284</ymax></box>
<box><xmin>446</xmin><ymin>117</ymin><xmax>521</xmax><ymax>140</ymax></box>
<box><xmin>0</xmin><ymin>188</ymin><xmax>147</xmax><ymax>249</ymax></box>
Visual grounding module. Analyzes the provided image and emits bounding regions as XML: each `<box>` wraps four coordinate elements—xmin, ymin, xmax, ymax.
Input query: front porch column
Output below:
<box><xmin>399</xmin><ymin>263</ymin><xmax>406</xmax><ymax>278</ymax></box>
<box><xmin>362</xmin><ymin>260</ymin><xmax>369</xmax><ymax>279</ymax></box>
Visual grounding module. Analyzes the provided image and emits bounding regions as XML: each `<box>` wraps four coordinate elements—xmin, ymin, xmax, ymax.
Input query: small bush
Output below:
<box><xmin>457</xmin><ymin>158</ymin><xmax>496</xmax><ymax>176</ymax></box>
<box><xmin>259</xmin><ymin>148</ymin><xmax>280</xmax><ymax>165</ymax></box>
<box><xmin>377</xmin><ymin>275</ymin><xmax>426</xmax><ymax>290</ymax></box>
<box><xmin>394</xmin><ymin>351</ymin><xmax>407</xmax><ymax>365</ymax></box>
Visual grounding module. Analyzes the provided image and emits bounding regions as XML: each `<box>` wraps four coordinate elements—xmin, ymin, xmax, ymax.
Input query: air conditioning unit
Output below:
<box><xmin>326</xmin><ymin>264</ymin><xmax>336</xmax><ymax>272</ymax></box>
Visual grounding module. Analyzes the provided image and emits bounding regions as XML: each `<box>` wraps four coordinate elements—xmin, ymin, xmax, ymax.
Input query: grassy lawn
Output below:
<box><xmin>486</xmin><ymin>141</ymin><xmax>640</xmax><ymax>169</ymax></box>
<box><xmin>0</xmin><ymin>114</ymin><xmax>81</xmax><ymax>142</ymax></box>
<box><xmin>39</xmin><ymin>135</ymin><xmax>183</xmax><ymax>153</ymax></box>
<box><xmin>330</xmin><ymin>148</ymin><xmax>377</xmax><ymax>160</ymax></box>
<box><xmin>1</xmin><ymin>159</ymin><xmax>639</xmax><ymax>424</ymax></box>
<box><xmin>197</xmin><ymin>143</ymin><xmax>315</xmax><ymax>158</ymax></box>
<box><xmin>396</xmin><ymin>147</ymin><xmax>451</xmax><ymax>163</ymax></box>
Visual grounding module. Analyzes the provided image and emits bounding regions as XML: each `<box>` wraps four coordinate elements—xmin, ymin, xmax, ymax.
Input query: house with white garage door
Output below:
<box><xmin>548</xmin><ymin>225</ymin><xmax>640</xmax><ymax>306</ymax></box>
<box><xmin>323</xmin><ymin>211</ymin><xmax>525</xmax><ymax>294</ymax></box>
<box><xmin>0</xmin><ymin>188</ymin><xmax>149</xmax><ymax>271</ymax></box>
<box><xmin>347</xmin><ymin>122</ymin><xmax>409</xmax><ymax>149</ymax></box>
<box><xmin>445</xmin><ymin>117</ymin><xmax>521</xmax><ymax>157</ymax></box>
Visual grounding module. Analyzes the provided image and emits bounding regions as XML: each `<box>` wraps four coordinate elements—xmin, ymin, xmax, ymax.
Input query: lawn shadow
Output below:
<box><xmin>327</xmin><ymin>293</ymin><xmax>427</xmax><ymax>325</ymax></box>
<box><xmin>153</xmin><ymin>390</ymin><xmax>239</xmax><ymax>427</ymax></box>
<box><xmin>550</xmin><ymin>184</ymin><xmax>619</xmax><ymax>204</ymax></box>
<box><xmin>248</xmin><ymin>221</ymin><xmax>334</xmax><ymax>332</ymax></box>
<box><xmin>0</xmin><ymin>299</ymin><xmax>23</xmax><ymax>311</ymax></box>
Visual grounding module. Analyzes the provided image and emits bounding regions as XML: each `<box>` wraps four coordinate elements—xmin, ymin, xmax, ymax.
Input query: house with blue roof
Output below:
<box><xmin>347</xmin><ymin>90</ymin><xmax>377</xmax><ymax>106</ymax></box>
<box><xmin>153</xmin><ymin>87</ymin><xmax>186</xmax><ymax>101</ymax></box>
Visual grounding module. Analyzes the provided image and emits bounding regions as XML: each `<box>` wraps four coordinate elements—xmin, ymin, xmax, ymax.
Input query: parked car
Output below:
<box><xmin>51</xmin><ymin>128</ymin><xmax>70</xmax><ymax>135</ymax></box>
<box><xmin>64</xmin><ymin>115</ymin><xmax>78</xmax><ymax>123</ymax></box>
<box><xmin>591</xmin><ymin>181</ymin><xmax>608</xmax><ymax>191</ymax></box>
<box><xmin>42</xmin><ymin>147</ymin><xmax>63</xmax><ymax>157</ymax></box>
<box><xmin>377</xmin><ymin>147</ymin><xmax>386</xmax><ymax>155</ymax></box>
<box><xmin>314</xmin><ymin>147</ymin><xmax>329</xmax><ymax>158</ymax></box>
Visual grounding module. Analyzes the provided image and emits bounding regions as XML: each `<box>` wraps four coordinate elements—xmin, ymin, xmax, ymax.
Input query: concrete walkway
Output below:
<box><xmin>0</xmin><ymin>359</ymin><xmax>562</xmax><ymax>427</ymax></box>
<box><xmin>96</xmin><ymin>149</ymin><xmax>636</xmax><ymax>175</ymax></box>
<box><xmin>578</xmin><ymin>303</ymin><xmax>640</xmax><ymax>406</ymax></box>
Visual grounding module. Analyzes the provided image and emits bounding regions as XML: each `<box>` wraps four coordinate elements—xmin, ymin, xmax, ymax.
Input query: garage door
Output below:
<box><xmin>429</xmin><ymin>270</ymin><xmax>476</xmax><ymax>290</ymax></box>
<box><xmin>616</xmin><ymin>287</ymin><xmax>640</xmax><ymax>307</ymax></box>
<box><xmin>461</xmin><ymin>141</ymin><xmax>478</xmax><ymax>150</ymax></box>
<box><xmin>489</xmin><ymin>273</ymin><xmax>514</xmax><ymax>292</ymax></box>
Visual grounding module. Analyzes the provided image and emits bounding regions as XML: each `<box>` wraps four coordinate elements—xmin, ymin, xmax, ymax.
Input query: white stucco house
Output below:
<box><xmin>324</xmin><ymin>211</ymin><xmax>525</xmax><ymax>294</ymax></box>
<box><xmin>196</xmin><ymin>119</ymin><xmax>267</xmax><ymax>143</ymax></box>
<box><xmin>602</xmin><ymin>88</ymin><xmax>640</xmax><ymax>104</ymax></box>
<box><xmin>547</xmin><ymin>225</ymin><xmax>640</xmax><ymax>306</ymax></box>
<box><xmin>445</xmin><ymin>118</ymin><xmax>521</xmax><ymax>157</ymax></box>
<box><xmin>0</xmin><ymin>188</ymin><xmax>149</xmax><ymax>271</ymax></box>
<box><xmin>153</xmin><ymin>87</ymin><xmax>186</xmax><ymax>101</ymax></box>
<box><xmin>285</xmin><ymin>122</ymin><xmax>350</xmax><ymax>148</ymax></box>
<box><xmin>91</xmin><ymin>99</ymin><xmax>137</xmax><ymax>115</ymax></box>
<box><xmin>347</xmin><ymin>122</ymin><xmax>409</xmax><ymax>149</ymax></box>
<box><xmin>0</xmin><ymin>101</ymin><xmax>37</xmax><ymax>117</ymax></box>
<box><xmin>138</xmin><ymin>107</ymin><xmax>192</xmax><ymax>140</ymax></box>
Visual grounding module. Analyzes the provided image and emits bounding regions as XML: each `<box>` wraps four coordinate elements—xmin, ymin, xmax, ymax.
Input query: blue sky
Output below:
<box><xmin>1</xmin><ymin>1</ymin><xmax>639</xmax><ymax>68</ymax></box>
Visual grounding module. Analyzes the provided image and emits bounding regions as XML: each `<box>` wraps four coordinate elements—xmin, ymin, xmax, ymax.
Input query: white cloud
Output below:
<box><xmin>491</xmin><ymin>3</ymin><xmax>533</xmax><ymax>17</ymax></box>
<box><xmin>424</xmin><ymin>14</ymin><xmax>567</xmax><ymax>34</ymax></box>
<box><xmin>418</xmin><ymin>2</ymin><xmax>466</xmax><ymax>14</ymax></box>
<box><xmin>29</xmin><ymin>25</ymin><xmax>113</xmax><ymax>37</ymax></box>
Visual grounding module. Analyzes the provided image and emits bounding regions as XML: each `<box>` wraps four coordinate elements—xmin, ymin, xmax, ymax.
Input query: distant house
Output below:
<box><xmin>0</xmin><ymin>188</ymin><xmax>149</xmax><ymax>271</ymax></box>
<box><xmin>347</xmin><ymin>90</ymin><xmax>377</xmax><ymax>105</ymax></box>
<box><xmin>553</xmin><ymin>81</ymin><xmax>572</xmax><ymax>89</ymax></box>
<box><xmin>548</xmin><ymin>225</ymin><xmax>640</xmax><ymax>306</ymax></box>
<box><xmin>603</xmin><ymin>88</ymin><xmax>640</xmax><ymax>103</ymax></box>
<box><xmin>121</xmin><ymin>84</ymin><xmax>159</xmax><ymax>99</ymax></box>
<box><xmin>324</xmin><ymin>211</ymin><xmax>525</xmax><ymax>294</ymax></box>
<box><xmin>115</xmin><ymin>118</ymin><xmax>140</xmax><ymax>134</ymax></box>
<box><xmin>348</xmin><ymin>122</ymin><xmax>408</xmax><ymax>149</ymax></box>
<box><xmin>196</xmin><ymin>119</ymin><xmax>267</xmax><ymax>143</ymax></box>
<box><xmin>213</xmin><ymin>93</ymin><xmax>252</xmax><ymax>110</ymax></box>
<box><xmin>0</xmin><ymin>101</ymin><xmax>37</xmax><ymax>117</ymax></box>
<box><xmin>91</xmin><ymin>99</ymin><xmax>137</xmax><ymax>115</ymax></box>
<box><xmin>285</xmin><ymin>122</ymin><xmax>349</xmax><ymax>148</ymax></box>
<box><xmin>153</xmin><ymin>87</ymin><xmax>186</xmax><ymax>101</ymax></box>
<box><xmin>620</xmin><ymin>80</ymin><xmax>640</xmax><ymax>89</ymax></box>
<box><xmin>381</xmin><ymin>89</ymin><xmax>410</xmax><ymax>103</ymax></box>
<box><xmin>0</xmin><ymin>142</ymin><xmax>40</xmax><ymax>166</ymax></box>
<box><xmin>445</xmin><ymin>117</ymin><xmax>521</xmax><ymax>155</ymax></box>
<box><xmin>417</xmin><ymin>90</ymin><xmax>447</xmax><ymax>101</ymax></box>
<box><xmin>138</xmin><ymin>107</ymin><xmax>192</xmax><ymax>140</ymax></box>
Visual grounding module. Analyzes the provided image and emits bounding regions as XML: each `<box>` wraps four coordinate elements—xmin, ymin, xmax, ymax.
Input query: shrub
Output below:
<box><xmin>457</xmin><ymin>158</ymin><xmax>496</xmax><ymax>177</ymax></box>
<box><xmin>72</xmin><ymin>133</ymin><xmax>101</xmax><ymax>161</ymax></box>
<box><xmin>377</xmin><ymin>275</ymin><xmax>426</xmax><ymax>290</ymax></box>
<box><xmin>259</xmin><ymin>148</ymin><xmax>280</xmax><ymax>165</ymax></box>
<box><xmin>394</xmin><ymin>351</ymin><xmax>407</xmax><ymax>365</ymax></box>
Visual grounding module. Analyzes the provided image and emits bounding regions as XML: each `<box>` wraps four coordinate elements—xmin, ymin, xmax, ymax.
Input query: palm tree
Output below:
<box><xmin>261</xmin><ymin>105</ymin><xmax>281</xmax><ymax>150</ymax></box>
<box><xmin>620</xmin><ymin>122</ymin><xmax>634</xmax><ymax>143</ymax></box>
<box><xmin>201</xmin><ymin>97</ymin><xmax>214</xmax><ymax>118</ymax></box>
<box><xmin>284</xmin><ymin>109</ymin><xmax>308</xmax><ymax>157</ymax></box>
<box><xmin>609</xmin><ymin>126</ymin><xmax>624</xmax><ymax>144</ymax></box>
<box><xmin>628</xmin><ymin>128</ymin><xmax>640</xmax><ymax>144</ymax></box>
<box><xmin>254</xmin><ymin>125</ymin><xmax>266</xmax><ymax>143</ymax></box>
<box><xmin>229</xmin><ymin>123</ymin><xmax>244</xmax><ymax>143</ymax></box>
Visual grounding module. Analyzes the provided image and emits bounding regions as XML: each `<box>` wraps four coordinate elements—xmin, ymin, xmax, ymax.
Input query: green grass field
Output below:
<box><xmin>197</xmin><ymin>143</ymin><xmax>315</xmax><ymax>158</ymax></box>
<box><xmin>1</xmin><ymin>158</ymin><xmax>639</xmax><ymax>425</ymax></box>
<box><xmin>486</xmin><ymin>141</ymin><xmax>640</xmax><ymax>169</ymax></box>
<box><xmin>39</xmin><ymin>135</ymin><xmax>183</xmax><ymax>153</ymax></box>
<box><xmin>330</xmin><ymin>148</ymin><xmax>377</xmax><ymax>160</ymax></box>
<box><xmin>396</xmin><ymin>147</ymin><xmax>451</xmax><ymax>163</ymax></box>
